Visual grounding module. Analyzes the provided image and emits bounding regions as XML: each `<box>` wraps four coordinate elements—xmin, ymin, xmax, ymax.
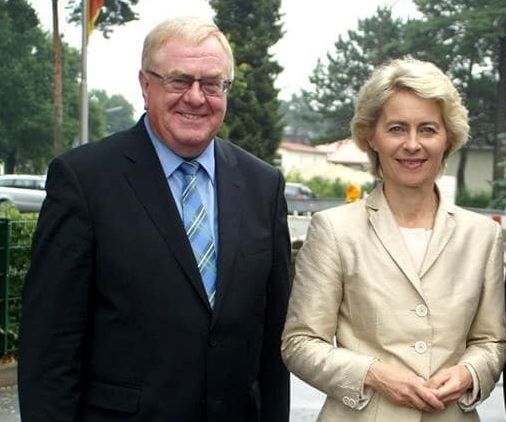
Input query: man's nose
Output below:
<box><xmin>183</xmin><ymin>81</ymin><xmax>206</xmax><ymax>104</ymax></box>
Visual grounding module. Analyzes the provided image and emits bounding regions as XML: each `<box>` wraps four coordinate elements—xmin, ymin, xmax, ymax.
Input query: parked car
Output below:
<box><xmin>0</xmin><ymin>174</ymin><xmax>46</xmax><ymax>213</ymax></box>
<box><xmin>284</xmin><ymin>182</ymin><xmax>317</xmax><ymax>200</ymax></box>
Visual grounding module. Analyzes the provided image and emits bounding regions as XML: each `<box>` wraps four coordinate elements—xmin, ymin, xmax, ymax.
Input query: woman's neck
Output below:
<box><xmin>383</xmin><ymin>184</ymin><xmax>439</xmax><ymax>229</ymax></box>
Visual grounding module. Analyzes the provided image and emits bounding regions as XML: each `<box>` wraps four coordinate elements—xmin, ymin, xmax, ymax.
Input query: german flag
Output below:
<box><xmin>87</xmin><ymin>0</ymin><xmax>104</xmax><ymax>41</ymax></box>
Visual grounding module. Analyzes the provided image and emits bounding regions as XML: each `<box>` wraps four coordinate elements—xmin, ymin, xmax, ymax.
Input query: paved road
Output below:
<box><xmin>2</xmin><ymin>376</ymin><xmax>504</xmax><ymax>421</ymax></box>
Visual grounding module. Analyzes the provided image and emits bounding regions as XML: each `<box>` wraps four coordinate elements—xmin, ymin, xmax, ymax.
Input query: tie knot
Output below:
<box><xmin>179</xmin><ymin>160</ymin><xmax>199</xmax><ymax>176</ymax></box>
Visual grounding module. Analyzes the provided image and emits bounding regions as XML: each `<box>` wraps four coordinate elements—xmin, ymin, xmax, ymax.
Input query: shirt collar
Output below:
<box><xmin>144</xmin><ymin>115</ymin><xmax>216</xmax><ymax>184</ymax></box>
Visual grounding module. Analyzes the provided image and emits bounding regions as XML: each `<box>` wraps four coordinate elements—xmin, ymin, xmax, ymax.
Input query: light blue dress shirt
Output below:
<box><xmin>144</xmin><ymin>116</ymin><xmax>219</xmax><ymax>249</ymax></box>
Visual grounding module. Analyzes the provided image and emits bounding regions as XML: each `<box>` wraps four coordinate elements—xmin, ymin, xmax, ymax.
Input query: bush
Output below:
<box><xmin>285</xmin><ymin>171</ymin><xmax>373</xmax><ymax>199</ymax></box>
<box><xmin>456</xmin><ymin>189</ymin><xmax>491</xmax><ymax>208</ymax></box>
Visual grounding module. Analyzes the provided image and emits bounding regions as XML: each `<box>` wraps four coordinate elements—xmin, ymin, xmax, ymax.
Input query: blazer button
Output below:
<box><xmin>209</xmin><ymin>339</ymin><xmax>218</xmax><ymax>347</ymax></box>
<box><xmin>415</xmin><ymin>304</ymin><xmax>428</xmax><ymax>317</ymax></box>
<box><xmin>414</xmin><ymin>341</ymin><xmax>427</xmax><ymax>354</ymax></box>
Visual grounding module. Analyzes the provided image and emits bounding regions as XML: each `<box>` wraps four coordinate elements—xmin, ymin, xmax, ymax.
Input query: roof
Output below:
<box><xmin>279</xmin><ymin>141</ymin><xmax>327</xmax><ymax>155</ymax></box>
<box><xmin>317</xmin><ymin>139</ymin><xmax>369</xmax><ymax>165</ymax></box>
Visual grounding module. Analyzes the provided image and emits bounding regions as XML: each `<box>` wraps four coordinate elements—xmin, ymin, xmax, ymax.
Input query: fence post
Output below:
<box><xmin>0</xmin><ymin>219</ymin><xmax>10</xmax><ymax>356</ymax></box>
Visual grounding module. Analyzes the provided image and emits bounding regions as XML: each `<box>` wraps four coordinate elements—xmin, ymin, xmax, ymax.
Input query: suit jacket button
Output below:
<box><xmin>209</xmin><ymin>339</ymin><xmax>218</xmax><ymax>347</ymax></box>
<box><xmin>415</xmin><ymin>304</ymin><xmax>428</xmax><ymax>317</ymax></box>
<box><xmin>414</xmin><ymin>341</ymin><xmax>427</xmax><ymax>354</ymax></box>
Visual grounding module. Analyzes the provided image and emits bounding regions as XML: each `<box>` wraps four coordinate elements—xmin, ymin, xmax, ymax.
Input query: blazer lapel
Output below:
<box><xmin>212</xmin><ymin>138</ymin><xmax>243</xmax><ymax>320</ymax></box>
<box><xmin>121</xmin><ymin>120</ymin><xmax>211</xmax><ymax>309</ymax></box>
<box><xmin>366</xmin><ymin>186</ymin><xmax>424</xmax><ymax>297</ymax></box>
<box><xmin>419</xmin><ymin>195</ymin><xmax>456</xmax><ymax>278</ymax></box>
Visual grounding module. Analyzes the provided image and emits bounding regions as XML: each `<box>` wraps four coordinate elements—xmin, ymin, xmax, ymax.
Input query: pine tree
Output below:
<box><xmin>210</xmin><ymin>0</ymin><xmax>283</xmax><ymax>163</ymax></box>
<box><xmin>407</xmin><ymin>0</ymin><xmax>506</xmax><ymax>199</ymax></box>
<box><xmin>303</xmin><ymin>7</ymin><xmax>406</xmax><ymax>142</ymax></box>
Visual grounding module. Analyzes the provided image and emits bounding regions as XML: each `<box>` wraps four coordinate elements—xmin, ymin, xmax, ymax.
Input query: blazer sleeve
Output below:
<box><xmin>459</xmin><ymin>222</ymin><xmax>506</xmax><ymax>403</ymax></box>
<box><xmin>258</xmin><ymin>170</ymin><xmax>291</xmax><ymax>422</ymax></box>
<box><xmin>281</xmin><ymin>211</ymin><xmax>376</xmax><ymax>408</ymax></box>
<box><xmin>18</xmin><ymin>157</ymin><xmax>94</xmax><ymax>422</ymax></box>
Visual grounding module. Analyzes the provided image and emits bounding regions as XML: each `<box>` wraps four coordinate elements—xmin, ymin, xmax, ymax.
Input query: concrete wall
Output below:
<box><xmin>446</xmin><ymin>149</ymin><xmax>493</xmax><ymax>194</ymax></box>
<box><xmin>280</xmin><ymin>150</ymin><xmax>328</xmax><ymax>175</ymax></box>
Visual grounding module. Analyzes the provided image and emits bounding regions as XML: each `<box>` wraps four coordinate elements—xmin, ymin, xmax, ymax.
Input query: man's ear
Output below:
<box><xmin>138</xmin><ymin>70</ymin><xmax>149</xmax><ymax>111</ymax></box>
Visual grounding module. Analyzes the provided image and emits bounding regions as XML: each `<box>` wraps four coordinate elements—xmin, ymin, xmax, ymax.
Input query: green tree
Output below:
<box><xmin>210</xmin><ymin>0</ymin><xmax>284</xmax><ymax>163</ymax></box>
<box><xmin>89</xmin><ymin>90</ymin><xmax>135</xmax><ymax>136</ymax></box>
<box><xmin>67</xmin><ymin>0</ymin><xmax>139</xmax><ymax>37</ymax></box>
<box><xmin>302</xmin><ymin>7</ymin><xmax>406</xmax><ymax>142</ymax></box>
<box><xmin>407</xmin><ymin>0</ymin><xmax>506</xmax><ymax>198</ymax></box>
<box><xmin>59</xmin><ymin>0</ymin><xmax>139</xmax><ymax>148</ymax></box>
<box><xmin>280</xmin><ymin>93</ymin><xmax>326</xmax><ymax>142</ymax></box>
<box><xmin>0</xmin><ymin>0</ymin><xmax>55</xmax><ymax>173</ymax></box>
<box><xmin>0</xmin><ymin>0</ymin><xmax>108</xmax><ymax>173</ymax></box>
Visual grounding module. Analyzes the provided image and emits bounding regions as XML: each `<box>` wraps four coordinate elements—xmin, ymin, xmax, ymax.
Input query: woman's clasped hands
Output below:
<box><xmin>365</xmin><ymin>361</ymin><xmax>473</xmax><ymax>412</ymax></box>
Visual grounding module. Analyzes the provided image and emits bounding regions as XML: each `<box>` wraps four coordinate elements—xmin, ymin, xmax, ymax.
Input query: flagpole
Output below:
<box><xmin>79</xmin><ymin>0</ymin><xmax>89</xmax><ymax>145</ymax></box>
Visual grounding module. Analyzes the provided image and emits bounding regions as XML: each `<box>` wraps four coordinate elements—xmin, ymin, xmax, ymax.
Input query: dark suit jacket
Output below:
<box><xmin>18</xmin><ymin>118</ymin><xmax>291</xmax><ymax>422</ymax></box>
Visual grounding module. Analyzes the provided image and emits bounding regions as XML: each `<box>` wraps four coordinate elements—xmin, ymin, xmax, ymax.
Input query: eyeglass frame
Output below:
<box><xmin>145</xmin><ymin>70</ymin><xmax>233</xmax><ymax>97</ymax></box>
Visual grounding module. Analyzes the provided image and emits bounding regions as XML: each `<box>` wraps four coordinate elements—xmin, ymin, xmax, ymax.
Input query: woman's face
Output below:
<box><xmin>369</xmin><ymin>90</ymin><xmax>449</xmax><ymax>191</ymax></box>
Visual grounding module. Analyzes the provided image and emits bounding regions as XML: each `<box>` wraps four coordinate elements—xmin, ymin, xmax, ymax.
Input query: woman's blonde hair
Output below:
<box><xmin>351</xmin><ymin>57</ymin><xmax>469</xmax><ymax>178</ymax></box>
<box><xmin>141</xmin><ymin>16</ymin><xmax>235</xmax><ymax>80</ymax></box>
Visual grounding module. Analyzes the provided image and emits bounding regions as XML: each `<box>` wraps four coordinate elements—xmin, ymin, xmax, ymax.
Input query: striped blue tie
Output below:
<box><xmin>179</xmin><ymin>161</ymin><xmax>217</xmax><ymax>307</ymax></box>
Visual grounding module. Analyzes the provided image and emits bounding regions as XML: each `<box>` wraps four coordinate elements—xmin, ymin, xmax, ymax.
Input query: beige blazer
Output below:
<box><xmin>282</xmin><ymin>185</ymin><xmax>506</xmax><ymax>421</ymax></box>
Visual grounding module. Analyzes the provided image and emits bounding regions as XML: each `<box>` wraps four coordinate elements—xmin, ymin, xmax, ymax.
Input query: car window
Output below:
<box><xmin>0</xmin><ymin>177</ymin><xmax>46</xmax><ymax>190</ymax></box>
<box><xmin>284</xmin><ymin>185</ymin><xmax>298</xmax><ymax>196</ymax></box>
<box><xmin>34</xmin><ymin>180</ymin><xmax>46</xmax><ymax>190</ymax></box>
<box><xmin>12</xmin><ymin>179</ymin><xmax>33</xmax><ymax>189</ymax></box>
<box><xmin>300</xmin><ymin>186</ymin><xmax>313</xmax><ymax>197</ymax></box>
<box><xmin>0</xmin><ymin>178</ymin><xmax>15</xmax><ymax>187</ymax></box>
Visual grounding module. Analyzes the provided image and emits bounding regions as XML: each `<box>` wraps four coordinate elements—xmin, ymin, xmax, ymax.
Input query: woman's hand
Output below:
<box><xmin>365</xmin><ymin>361</ymin><xmax>445</xmax><ymax>412</ymax></box>
<box><xmin>426</xmin><ymin>365</ymin><xmax>473</xmax><ymax>403</ymax></box>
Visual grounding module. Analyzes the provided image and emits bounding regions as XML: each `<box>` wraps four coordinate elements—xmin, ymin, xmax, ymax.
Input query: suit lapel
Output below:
<box><xmin>212</xmin><ymin>139</ymin><xmax>243</xmax><ymax>320</ymax></box>
<box><xmin>419</xmin><ymin>196</ymin><xmax>456</xmax><ymax>278</ymax></box>
<box><xmin>121</xmin><ymin>120</ymin><xmax>211</xmax><ymax>309</ymax></box>
<box><xmin>366</xmin><ymin>186</ymin><xmax>424</xmax><ymax>297</ymax></box>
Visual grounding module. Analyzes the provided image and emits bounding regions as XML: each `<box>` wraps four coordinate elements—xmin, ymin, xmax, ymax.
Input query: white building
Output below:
<box><xmin>279</xmin><ymin>140</ymin><xmax>494</xmax><ymax>194</ymax></box>
<box><xmin>278</xmin><ymin>141</ymin><xmax>374</xmax><ymax>185</ymax></box>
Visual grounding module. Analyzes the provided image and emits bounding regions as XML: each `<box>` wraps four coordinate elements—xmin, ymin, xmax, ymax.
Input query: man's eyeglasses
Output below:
<box><xmin>146</xmin><ymin>70</ymin><xmax>232</xmax><ymax>97</ymax></box>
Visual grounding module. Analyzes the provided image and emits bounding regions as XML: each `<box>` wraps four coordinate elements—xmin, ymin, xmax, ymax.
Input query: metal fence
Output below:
<box><xmin>0</xmin><ymin>218</ymin><xmax>36</xmax><ymax>357</ymax></box>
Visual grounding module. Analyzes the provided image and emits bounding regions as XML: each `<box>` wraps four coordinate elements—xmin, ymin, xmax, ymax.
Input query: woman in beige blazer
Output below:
<box><xmin>281</xmin><ymin>58</ymin><xmax>506</xmax><ymax>421</ymax></box>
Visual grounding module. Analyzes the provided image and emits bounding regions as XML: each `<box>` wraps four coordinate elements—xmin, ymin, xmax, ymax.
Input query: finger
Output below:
<box><xmin>412</xmin><ymin>384</ymin><xmax>445</xmax><ymax>411</ymax></box>
<box><xmin>418</xmin><ymin>389</ymin><xmax>445</xmax><ymax>411</ymax></box>
<box><xmin>426</xmin><ymin>372</ymin><xmax>450</xmax><ymax>389</ymax></box>
<box><xmin>440</xmin><ymin>391</ymin><xmax>462</xmax><ymax>403</ymax></box>
<box><xmin>409</xmin><ymin>394</ymin><xmax>434</xmax><ymax>412</ymax></box>
<box><xmin>434</xmin><ymin>382</ymin><xmax>459</xmax><ymax>401</ymax></box>
<box><xmin>425</xmin><ymin>378</ymin><xmax>439</xmax><ymax>389</ymax></box>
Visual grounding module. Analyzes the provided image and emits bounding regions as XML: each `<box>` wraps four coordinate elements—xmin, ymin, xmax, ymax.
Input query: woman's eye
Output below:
<box><xmin>421</xmin><ymin>126</ymin><xmax>436</xmax><ymax>134</ymax></box>
<box><xmin>388</xmin><ymin>126</ymin><xmax>403</xmax><ymax>133</ymax></box>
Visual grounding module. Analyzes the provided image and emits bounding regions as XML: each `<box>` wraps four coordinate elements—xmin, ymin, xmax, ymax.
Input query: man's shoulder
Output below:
<box><xmin>59</xmin><ymin>121</ymin><xmax>146</xmax><ymax>167</ymax></box>
<box><xmin>215</xmin><ymin>137</ymin><xmax>278</xmax><ymax>176</ymax></box>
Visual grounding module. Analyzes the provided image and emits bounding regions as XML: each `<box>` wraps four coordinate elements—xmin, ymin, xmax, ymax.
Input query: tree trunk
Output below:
<box><xmin>456</xmin><ymin>147</ymin><xmax>467</xmax><ymax>195</ymax></box>
<box><xmin>4</xmin><ymin>151</ymin><xmax>17</xmax><ymax>174</ymax></box>
<box><xmin>52</xmin><ymin>0</ymin><xmax>64</xmax><ymax>156</ymax></box>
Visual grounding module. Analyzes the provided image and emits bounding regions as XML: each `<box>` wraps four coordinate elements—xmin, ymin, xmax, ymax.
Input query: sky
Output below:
<box><xmin>29</xmin><ymin>0</ymin><xmax>420</xmax><ymax>117</ymax></box>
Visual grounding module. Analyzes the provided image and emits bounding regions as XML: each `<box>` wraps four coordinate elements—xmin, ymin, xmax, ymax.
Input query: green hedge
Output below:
<box><xmin>285</xmin><ymin>171</ymin><xmax>374</xmax><ymax>199</ymax></box>
<box><xmin>0</xmin><ymin>204</ymin><xmax>38</xmax><ymax>357</ymax></box>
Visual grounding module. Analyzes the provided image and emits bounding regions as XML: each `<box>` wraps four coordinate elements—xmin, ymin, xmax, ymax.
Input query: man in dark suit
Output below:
<box><xmin>18</xmin><ymin>16</ymin><xmax>291</xmax><ymax>422</ymax></box>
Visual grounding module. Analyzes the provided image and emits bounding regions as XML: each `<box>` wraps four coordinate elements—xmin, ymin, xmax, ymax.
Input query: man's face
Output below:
<box><xmin>139</xmin><ymin>36</ymin><xmax>230</xmax><ymax>158</ymax></box>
